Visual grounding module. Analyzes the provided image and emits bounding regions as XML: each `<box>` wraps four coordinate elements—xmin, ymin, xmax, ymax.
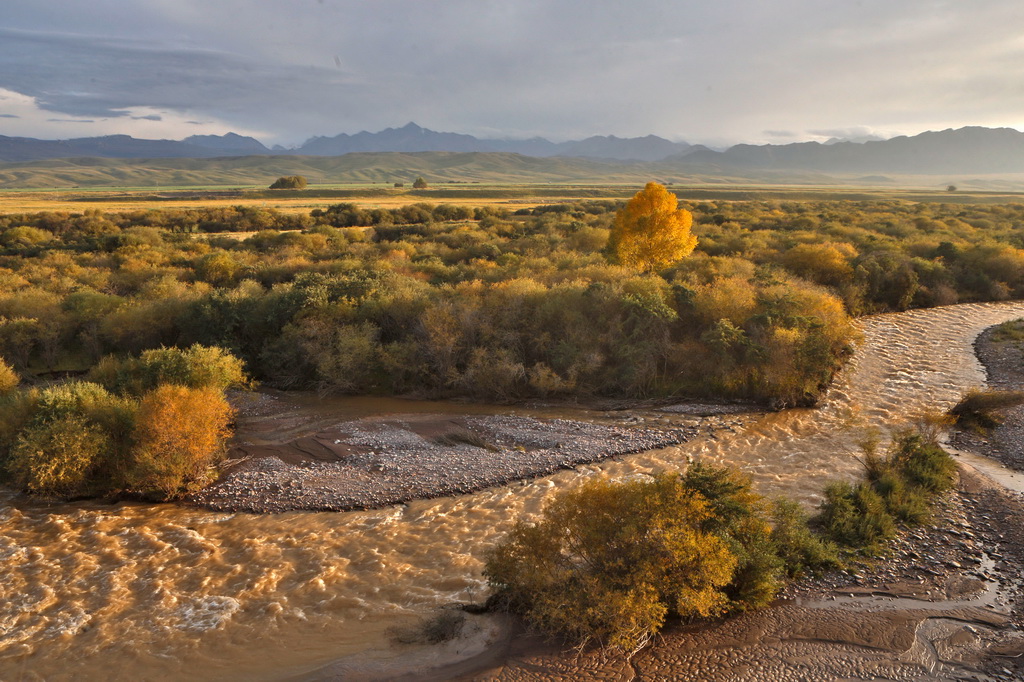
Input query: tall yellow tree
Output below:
<box><xmin>609</xmin><ymin>182</ymin><xmax>697</xmax><ymax>272</ymax></box>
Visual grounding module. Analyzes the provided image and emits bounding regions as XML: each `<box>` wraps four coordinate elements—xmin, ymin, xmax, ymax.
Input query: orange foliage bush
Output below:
<box><xmin>129</xmin><ymin>385</ymin><xmax>233</xmax><ymax>498</ymax></box>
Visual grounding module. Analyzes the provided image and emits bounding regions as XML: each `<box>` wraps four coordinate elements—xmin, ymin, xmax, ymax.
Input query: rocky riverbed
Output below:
<box><xmin>188</xmin><ymin>392</ymin><xmax>752</xmax><ymax>513</ymax></box>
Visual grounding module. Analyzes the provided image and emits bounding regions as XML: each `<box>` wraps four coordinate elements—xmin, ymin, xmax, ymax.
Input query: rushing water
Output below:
<box><xmin>4</xmin><ymin>301</ymin><xmax>1024</xmax><ymax>681</ymax></box>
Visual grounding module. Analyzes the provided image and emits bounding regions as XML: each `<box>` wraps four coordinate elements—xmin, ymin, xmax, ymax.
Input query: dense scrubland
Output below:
<box><xmin>3</xmin><ymin>197</ymin><xmax>1024</xmax><ymax>403</ymax></box>
<box><xmin>2</xmin><ymin>191</ymin><xmax>1024</xmax><ymax>499</ymax></box>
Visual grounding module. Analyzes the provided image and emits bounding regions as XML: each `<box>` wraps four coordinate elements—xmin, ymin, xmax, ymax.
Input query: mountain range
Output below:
<box><xmin>0</xmin><ymin>123</ymin><xmax>696</xmax><ymax>163</ymax></box>
<box><xmin>2</xmin><ymin>124</ymin><xmax>1024</xmax><ymax>180</ymax></box>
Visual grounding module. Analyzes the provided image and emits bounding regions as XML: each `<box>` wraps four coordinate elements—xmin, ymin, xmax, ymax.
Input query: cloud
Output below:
<box><xmin>2</xmin><ymin>2</ymin><xmax>1024</xmax><ymax>146</ymax></box>
<box><xmin>0</xmin><ymin>88</ymin><xmax>264</xmax><ymax>140</ymax></box>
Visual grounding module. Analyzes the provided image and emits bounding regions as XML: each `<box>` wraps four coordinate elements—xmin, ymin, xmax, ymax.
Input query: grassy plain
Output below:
<box><xmin>2</xmin><ymin>182</ymin><xmax>1024</xmax><ymax>216</ymax></box>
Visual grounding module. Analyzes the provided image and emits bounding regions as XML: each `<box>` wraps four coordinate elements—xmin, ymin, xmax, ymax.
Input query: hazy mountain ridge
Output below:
<box><xmin>295</xmin><ymin>123</ymin><xmax>694</xmax><ymax>161</ymax></box>
<box><xmin>0</xmin><ymin>133</ymin><xmax>271</xmax><ymax>162</ymax></box>
<box><xmin>673</xmin><ymin>126</ymin><xmax>1024</xmax><ymax>173</ymax></box>
<box><xmin>2</xmin><ymin>126</ymin><xmax>1024</xmax><ymax>185</ymax></box>
<box><xmin>0</xmin><ymin>123</ymin><xmax>693</xmax><ymax>163</ymax></box>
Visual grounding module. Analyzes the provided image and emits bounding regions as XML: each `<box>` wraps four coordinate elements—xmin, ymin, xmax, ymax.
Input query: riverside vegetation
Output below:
<box><xmin>484</xmin><ymin>430</ymin><xmax>958</xmax><ymax>657</ymax></box>
<box><xmin>2</xmin><ymin>186</ymin><xmax>1024</xmax><ymax>500</ymax></box>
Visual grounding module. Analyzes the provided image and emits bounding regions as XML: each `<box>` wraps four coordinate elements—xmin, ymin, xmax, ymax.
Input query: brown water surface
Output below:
<box><xmin>3</xmin><ymin>302</ymin><xmax>1024</xmax><ymax>681</ymax></box>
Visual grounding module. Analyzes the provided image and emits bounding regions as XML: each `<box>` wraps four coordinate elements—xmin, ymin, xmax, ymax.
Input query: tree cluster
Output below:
<box><xmin>3</xmin><ymin>196</ymin><xmax>1024</xmax><ymax>407</ymax></box>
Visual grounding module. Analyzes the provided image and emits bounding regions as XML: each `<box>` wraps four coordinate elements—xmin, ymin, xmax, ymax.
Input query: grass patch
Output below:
<box><xmin>817</xmin><ymin>431</ymin><xmax>957</xmax><ymax>555</ymax></box>
<box><xmin>990</xmin><ymin>319</ymin><xmax>1024</xmax><ymax>344</ymax></box>
<box><xmin>949</xmin><ymin>389</ymin><xmax>1024</xmax><ymax>433</ymax></box>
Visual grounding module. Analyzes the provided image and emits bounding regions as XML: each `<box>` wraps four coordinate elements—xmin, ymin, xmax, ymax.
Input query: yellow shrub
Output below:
<box><xmin>129</xmin><ymin>385</ymin><xmax>233</xmax><ymax>498</ymax></box>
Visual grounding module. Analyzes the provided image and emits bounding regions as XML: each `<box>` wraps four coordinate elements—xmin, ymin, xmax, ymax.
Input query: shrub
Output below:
<box><xmin>8</xmin><ymin>413</ymin><xmax>109</xmax><ymax>497</ymax></box>
<box><xmin>817</xmin><ymin>431</ymin><xmax>956</xmax><ymax>553</ymax></box>
<box><xmin>680</xmin><ymin>462</ymin><xmax>784</xmax><ymax>609</ymax></box>
<box><xmin>127</xmin><ymin>385</ymin><xmax>234</xmax><ymax>498</ymax></box>
<box><xmin>0</xmin><ymin>389</ymin><xmax>38</xmax><ymax>464</ymax></box>
<box><xmin>486</xmin><ymin>474</ymin><xmax>741</xmax><ymax>656</ymax></box>
<box><xmin>770</xmin><ymin>498</ymin><xmax>841</xmax><ymax>578</ymax></box>
<box><xmin>0</xmin><ymin>357</ymin><xmax>17</xmax><ymax>394</ymax></box>
<box><xmin>817</xmin><ymin>481</ymin><xmax>896</xmax><ymax>553</ymax></box>
<box><xmin>1</xmin><ymin>381</ymin><xmax>137</xmax><ymax>496</ymax></box>
<box><xmin>887</xmin><ymin>432</ymin><xmax>957</xmax><ymax>494</ymax></box>
<box><xmin>89</xmin><ymin>344</ymin><xmax>249</xmax><ymax>396</ymax></box>
<box><xmin>949</xmin><ymin>389</ymin><xmax>1024</xmax><ymax>433</ymax></box>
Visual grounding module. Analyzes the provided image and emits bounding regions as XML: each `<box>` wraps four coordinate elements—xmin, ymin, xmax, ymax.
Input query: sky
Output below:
<box><xmin>2</xmin><ymin>0</ymin><xmax>1024</xmax><ymax>148</ymax></box>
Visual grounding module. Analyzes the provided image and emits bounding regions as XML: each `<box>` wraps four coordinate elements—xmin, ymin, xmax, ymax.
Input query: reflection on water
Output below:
<box><xmin>3</xmin><ymin>301</ymin><xmax>1024</xmax><ymax>681</ymax></box>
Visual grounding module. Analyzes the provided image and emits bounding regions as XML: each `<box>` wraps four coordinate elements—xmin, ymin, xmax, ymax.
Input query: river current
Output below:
<box><xmin>4</xmin><ymin>301</ymin><xmax>1024</xmax><ymax>681</ymax></box>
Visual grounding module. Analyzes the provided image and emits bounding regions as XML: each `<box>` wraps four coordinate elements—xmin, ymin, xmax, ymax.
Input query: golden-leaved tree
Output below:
<box><xmin>609</xmin><ymin>182</ymin><xmax>697</xmax><ymax>272</ymax></box>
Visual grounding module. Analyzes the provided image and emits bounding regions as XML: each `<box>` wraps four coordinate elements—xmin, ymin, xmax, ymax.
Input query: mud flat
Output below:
<box><xmin>189</xmin><ymin>392</ymin><xmax>752</xmax><ymax>513</ymax></box>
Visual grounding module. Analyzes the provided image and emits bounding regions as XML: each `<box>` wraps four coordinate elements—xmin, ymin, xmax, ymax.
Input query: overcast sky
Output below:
<box><xmin>2</xmin><ymin>0</ymin><xmax>1023</xmax><ymax>147</ymax></box>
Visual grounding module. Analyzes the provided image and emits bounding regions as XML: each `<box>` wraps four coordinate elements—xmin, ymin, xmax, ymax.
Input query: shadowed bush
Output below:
<box><xmin>949</xmin><ymin>389</ymin><xmax>1024</xmax><ymax>433</ymax></box>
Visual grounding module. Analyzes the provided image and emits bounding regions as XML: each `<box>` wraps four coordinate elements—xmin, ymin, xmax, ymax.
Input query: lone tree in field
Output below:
<box><xmin>269</xmin><ymin>175</ymin><xmax>308</xmax><ymax>189</ymax></box>
<box><xmin>609</xmin><ymin>182</ymin><xmax>697</xmax><ymax>272</ymax></box>
<box><xmin>412</xmin><ymin>176</ymin><xmax>428</xmax><ymax>189</ymax></box>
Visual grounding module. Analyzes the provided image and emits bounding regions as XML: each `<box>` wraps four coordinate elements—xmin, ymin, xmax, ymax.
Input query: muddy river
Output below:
<box><xmin>3</xmin><ymin>301</ymin><xmax>1024</xmax><ymax>681</ymax></box>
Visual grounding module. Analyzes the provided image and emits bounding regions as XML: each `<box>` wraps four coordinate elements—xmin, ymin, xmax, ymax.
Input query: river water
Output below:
<box><xmin>3</xmin><ymin>301</ymin><xmax>1024</xmax><ymax>681</ymax></box>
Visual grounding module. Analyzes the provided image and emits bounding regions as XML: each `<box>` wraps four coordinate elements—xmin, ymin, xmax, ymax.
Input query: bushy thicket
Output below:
<box><xmin>817</xmin><ymin>432</ymin><xmax>957</xmax><ymax>554</ymax></box>
<box><xmin>485</xmin><ymin>466</ymin><xmax>839</xmax><ymax>656</ymax></box>
<box><xmin>0</xmin><ymin>345</ymin><xmax>239</xmax><ymax>500</ymax></box>
<box><xmin>3</xmin><ymin>198</ymin><xmax>1024</xmax><ymax>404</ymax></box>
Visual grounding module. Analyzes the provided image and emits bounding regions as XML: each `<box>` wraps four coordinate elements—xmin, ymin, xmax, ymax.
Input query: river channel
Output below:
<box><xmin>4</xmin><ymin>301</ymin><xmax>1024</xmax><ymax>681</ymax></box>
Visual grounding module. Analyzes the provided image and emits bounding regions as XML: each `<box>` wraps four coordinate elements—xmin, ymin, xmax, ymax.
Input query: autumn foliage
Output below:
<box><xmin>609</xmin><ymin>182</ymin><xmax>697</xmax><ymax>272</ymax></box>
<box><xmin>129</xmin><ymin>385</ymin><xmax>233</xmax><ymax>498</ymax></box>
<box><xmin>0</xmin><ymin>346</ymin><xmax>239</xmax><ymax>500</ymax></box>
<box><xmin>486</xmin><ymin>466</ymin><xmax>838</xmax><ymax>656</ymax></box>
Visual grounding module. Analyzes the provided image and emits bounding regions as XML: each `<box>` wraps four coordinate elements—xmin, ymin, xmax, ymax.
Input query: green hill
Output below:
<box><xmin>0</xmin><ymin>152</ymin><xmax>678</xmax><ymax>189</ymax></box>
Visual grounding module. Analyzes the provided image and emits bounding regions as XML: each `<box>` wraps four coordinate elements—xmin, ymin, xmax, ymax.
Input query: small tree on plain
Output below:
<box><xmin>269</xmin><ymin>175</ymin><xmax>308</xmax><ymax>190</ymax></box>
<box><xmin>412</xmin><ymin>176</ymin><xmax>428</xmax><ymax>189</ymax></box>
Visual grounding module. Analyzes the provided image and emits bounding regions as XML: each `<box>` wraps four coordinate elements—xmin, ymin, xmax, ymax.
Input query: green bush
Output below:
<box><xmin>770</xmin><ymin>499</ymin><xmax>841</xmax><ymax>578</ymax></box>
<box><xmin>818</xmin><ymin>431</ymin><xmax>957</xmax><ymax>553</ymax></box>
<box><xmin>818</xmin><ymin>481</ymin><xmax>896</xmax><ymax>553</ymax></box>
<box><xmin>680</xmin><ymin>462</ymin><xmax>783</xmax><ymax>609</ymax></box>
<box><xmin>89</xmin><ymin>344</ymin><xmax>249</xmax><ymax>396</ymax></box>
<box><xmin>2</xmin><ymin>382</ymin><xmax>137</xmax><ymax>496</ymax></box>
<box><xmin>8</xmin><ymin>413</ymin><xmax>109</xmax><ymax>497</ymax></box>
